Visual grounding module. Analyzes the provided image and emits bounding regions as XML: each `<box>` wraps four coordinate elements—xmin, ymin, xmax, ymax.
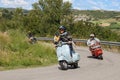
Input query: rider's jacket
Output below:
<box><xmin>59</xmin><ymin>31</ymin><xmax>72</xmax><ymax>42</ymax></box>
<box><xmin>87</xmin><ymin>38</ymin><xmax>101</xmax><ymax>49</ymax></box>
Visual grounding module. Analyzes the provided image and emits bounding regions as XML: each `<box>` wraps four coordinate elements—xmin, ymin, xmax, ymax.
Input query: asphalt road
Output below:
<box><xmin>0</xmin><ymin>47</ymin><xmax>120</xmax><ymax>80</ymax></box>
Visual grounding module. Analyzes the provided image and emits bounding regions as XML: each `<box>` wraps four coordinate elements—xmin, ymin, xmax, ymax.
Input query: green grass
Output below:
<box><xmin>92</xmin><ymin>18</ymin><xmax>119</xmax><ymax>25</ymax></box>
<box><xmin>0</xmin><ymin>30</ymin><xmax>57</xmax><ymax>70</ymax></box>
<box><xmin>108</xmin><ymin>23</ymin><xmax>120</xmax><ymax>29</ymax></box>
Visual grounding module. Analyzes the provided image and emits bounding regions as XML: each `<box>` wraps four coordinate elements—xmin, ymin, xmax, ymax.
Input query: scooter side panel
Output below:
<box><xmin>91</xmin><ymin>48</ymin><xmax>103</xmax><ymax>57</ymax></box>
<box><xmin>95</xmin><ymin>48</ymin><xmax>103</xmax><ymax>56</ymax></box>
<box><xmin>72</xmin><ymin>53</ymin><xmax>80</xmax><ymax>62</ymax></box>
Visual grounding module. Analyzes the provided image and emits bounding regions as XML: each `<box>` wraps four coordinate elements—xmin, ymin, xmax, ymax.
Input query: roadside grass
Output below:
<box><xmin>0</xmin><ymin>30</ymin><xmax>57</xmax><ymax>70</ymax></box>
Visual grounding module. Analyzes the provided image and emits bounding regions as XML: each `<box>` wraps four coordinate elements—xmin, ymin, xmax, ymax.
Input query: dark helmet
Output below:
<box><xmin>59</xmin><ymin>26</ymin><xmax>66</xmax><ymax>31</ymax></box>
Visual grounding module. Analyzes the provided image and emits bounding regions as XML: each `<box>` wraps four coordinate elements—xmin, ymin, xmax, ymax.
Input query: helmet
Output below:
<box><xmin>59</xmin><ymin>26</ymin><xmax>66</xmax><ymax>31</ymax></box>
<box><xmin>90</xmin><ymin>34</ymin><xmax>95</xmax><ymax>37</ymax></box>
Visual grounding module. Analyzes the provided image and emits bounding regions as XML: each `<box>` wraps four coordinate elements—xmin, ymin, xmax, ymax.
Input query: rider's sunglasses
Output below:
<box><xmin>59</xmin><ymin>29</ymin><xmax>64</xmax><ymax>31</ymax></box>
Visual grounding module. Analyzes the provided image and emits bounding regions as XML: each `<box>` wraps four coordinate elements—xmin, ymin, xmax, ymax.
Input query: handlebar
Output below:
<box><xmin>56</xmin><ymin>41</ymin><xmax>72</xmax><ymax>47</ymax></box>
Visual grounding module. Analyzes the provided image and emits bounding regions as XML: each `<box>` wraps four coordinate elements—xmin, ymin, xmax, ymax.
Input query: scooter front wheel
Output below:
<box><xmin>59</xmin><ymin>61</ymin><xmax>68</xmax><ymax>70</ymax></box>
<box><xmin>98</xmin><ymin>54</ymin><xmax>103</xmax><ymax>60</ymax></box>
<box><xmin>73</xmin><ymin>63</ymin><xmax>78</xmax><ymax>68</ymax></box>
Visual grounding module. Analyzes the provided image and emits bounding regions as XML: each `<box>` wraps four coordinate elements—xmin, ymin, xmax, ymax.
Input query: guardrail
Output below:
<box><xmin>37</xmin><ymin>37</ymin><xmax>120</xmax><ymax>46</ymax></box>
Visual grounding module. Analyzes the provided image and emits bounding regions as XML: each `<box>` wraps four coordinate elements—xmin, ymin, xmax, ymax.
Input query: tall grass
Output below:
<box><xmin>0</xmin><ymin>32</ymin><xmax>10</xmax><ymax>50</ymax></box>
<box><xmin>0</xmin><ymin>30</ymin><xmax>57</xmax><ymax>70</ymax></box>
<box><xmin>109</xmin><ymin>24</ymin><xmax>120</xmax><ymax>29</ymax></box>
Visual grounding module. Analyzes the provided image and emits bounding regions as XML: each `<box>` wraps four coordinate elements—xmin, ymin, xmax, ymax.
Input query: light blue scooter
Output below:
<box><xmin>56</xmin><ymin>41</ymin><xmax>80</xmax><ymax>70</ymax></box>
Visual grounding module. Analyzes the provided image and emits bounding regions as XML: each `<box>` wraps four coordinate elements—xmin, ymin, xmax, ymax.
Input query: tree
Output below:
<box><xmin>29</xmin><ymin>0</ymin><xmax>72</xmax><ymax>36</ymax></box>
<box><xmin>2</xmin><ymin>9</ymin><xmax>13</xmax><ymax>19</ymax></box>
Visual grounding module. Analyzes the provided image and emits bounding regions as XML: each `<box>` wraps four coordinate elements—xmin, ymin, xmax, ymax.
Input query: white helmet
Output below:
<box><xmin>90</xmin><ymin>34</ymin><xmax>95</xmax><ymax>37</ymax></box>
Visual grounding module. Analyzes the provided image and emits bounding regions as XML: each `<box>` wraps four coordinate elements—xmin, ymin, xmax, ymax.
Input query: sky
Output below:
<box><xmin>0</xmin><ymin>0</ymin><xmax>120</xmax><ymax>11</ymax></box>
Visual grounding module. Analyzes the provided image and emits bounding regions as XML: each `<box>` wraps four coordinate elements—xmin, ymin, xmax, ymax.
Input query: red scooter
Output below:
<box><xmin>91</xmin><ymin>48</ymin><xmax>103</xmax><ymax>60</ymax></box>
<box><xmin>89</xmin><ymin>44</ymin><xmax>103</xmax><ymax>60</ymax></box>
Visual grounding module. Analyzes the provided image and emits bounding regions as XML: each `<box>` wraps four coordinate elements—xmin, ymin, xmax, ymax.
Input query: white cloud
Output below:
<box><xmin>89</xmin><ymin>1</ymin><xmax>107</xmax><ymax>10</ymax></box>
<box><xmin>63</xmin><ymin>0</ymin><xmax>74</xmax><ymax>3</ymax></box>
<box><xmin>0</xmin><ymin>0</ymin><xmax>120</xmax><ymax>11</ymax></box>
<box><xmin>74</xmin><ymin>6</ymin><xmax>81</xmax><ymax>10</ymax></box>
<box><xmin>1</xmin><ymin>0</ymin><xmax>28</xmax><ymax>6</ymax></box>
<box><xmin>88</xmin><ymin>0</ymin><xmax>98</xmax><ymax>6</ymax></box>
<box><xmin>111</xmin><ymin>1</ymin><xmax>120</xmax><ymax>7</ymax></box>
<box><xmin>92</xmin><ymin>6</ymin><xmax>101</xmax><ymax>10</ymax></box>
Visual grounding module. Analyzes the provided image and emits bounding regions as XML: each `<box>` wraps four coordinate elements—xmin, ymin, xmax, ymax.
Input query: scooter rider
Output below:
<box><xmin>27</xmin><ymin>31</ymin><xmax>37</xmax><ymax>44</ymax></box>
<box><xmin>87</xmin><ymin>33</ymin><xmax>101</xmax><ymax>51</ymax></box>
<box><xmin>54</xmin><ymin>25</ymin><xmax>75</xmax><ymax>57</ymax></box>
<box><xmin>59</xmin><ymin>26</ymin><xmax>69</xmax><ymax>42</ymax></box>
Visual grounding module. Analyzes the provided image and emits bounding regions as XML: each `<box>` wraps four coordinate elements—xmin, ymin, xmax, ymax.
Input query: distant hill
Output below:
<box><xmin>72</xmin><ymin>9</ymin><xmax>120</xmax><ymax>20</ymax></box>
<box><xmin>1</xmin><ymin>7</ymin><xmax>120</xmax><ymax>19</ymax></box>
<box><xmin>0</xmin><ymin>7</ymin><xmax>15</xmax><ymax>11</ymax></box>
<box><xmin>0</xmin><ymin>7</ymin><xmax>29</xmax><ymax>13</ymax></box>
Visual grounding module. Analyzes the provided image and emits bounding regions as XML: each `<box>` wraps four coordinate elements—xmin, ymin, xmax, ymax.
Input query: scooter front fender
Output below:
<box><xmin>72</xmin><ymin>53</ymin><xmax>80</xmax><ymax>62</ymax></box>
<box><xmin>58</xmin><ymin>56</ymin><xmax>67</xmax><ymax>62</ymax></box>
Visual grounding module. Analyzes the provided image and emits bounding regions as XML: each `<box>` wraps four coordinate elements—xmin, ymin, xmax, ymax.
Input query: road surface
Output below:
<box><xmin>0</xmin><ymin>47</ymin><xmax>120</xmax><ymax>80</ymax></box>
